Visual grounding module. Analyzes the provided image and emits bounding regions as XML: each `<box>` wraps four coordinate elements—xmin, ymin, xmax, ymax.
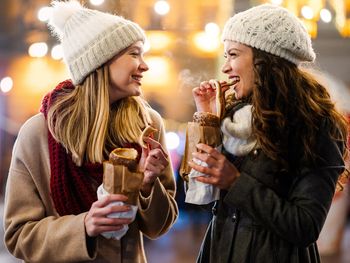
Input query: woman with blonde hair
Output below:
<box><xmin>189</xmin><ymin>4</ymin><xmax>348</xmax><ymax>263</ymax></box>
<box><xmin>4</xmin><ymin>1</ymin><xmax>178</xmax><ymax>262</ymax></box>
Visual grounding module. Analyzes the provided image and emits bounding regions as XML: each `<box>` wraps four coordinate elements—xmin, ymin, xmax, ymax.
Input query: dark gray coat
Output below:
<box><xmin>197</xmin><ymin>120</ymin><xmax>345</xmax><ymax>263</ymax></box>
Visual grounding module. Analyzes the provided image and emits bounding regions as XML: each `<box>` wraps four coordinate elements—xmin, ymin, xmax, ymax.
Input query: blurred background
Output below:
<box><xmin>0</xmin><ymin>0</ymin><xmax>350</xmax><ymax>262</ymax></box>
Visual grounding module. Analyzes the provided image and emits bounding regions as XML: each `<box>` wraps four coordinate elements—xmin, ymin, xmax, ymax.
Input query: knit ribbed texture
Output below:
<box><xmin>221</xmin><ymin>104</ymin><xmax>257</xmax><ymax>156</ymax></box>
<box><xmin>222</xmin><ymin>4</ymin><xmax>316</xmax><ymax>65</ymax></box>
<box><xmin>40</xmin><ymin>80</ymin><xmax>103</xmax><ymax>215</ymax></box>
<box><xmin>48</xmin><ymin>0</ymin><xmax>146</xmax><ymax>85</ymax></box>
<box><xmin>40</xmin><ymin>80</ymin><xmax>144</xmax><ymax>215</ymax></box>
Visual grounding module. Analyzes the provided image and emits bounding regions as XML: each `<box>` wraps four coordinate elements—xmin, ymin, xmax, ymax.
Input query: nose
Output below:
<box><xmin>221</xmin><ymin>59</ymin><xmax>231</xmax><ymax>74</ymax></box>
<box><xmin>139</xmin><ymin>58</ymin><xmax>149</xmax><ymax>72</ymax></box>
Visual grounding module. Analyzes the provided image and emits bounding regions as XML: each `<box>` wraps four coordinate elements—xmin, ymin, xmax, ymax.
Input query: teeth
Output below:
<box><xmin>132</xmin><ymin>76</ymin><xmax>141</xmax><ymax>81</ymax></box>
<box><xmin>231</xmin><ymin>77</ymin><xmax>239</xmax><ymax>83</ymax></box>
<box><xmin>224</xmin><ymin>77</ymin><xmax>239</xmax><ymax>86</ymax></box>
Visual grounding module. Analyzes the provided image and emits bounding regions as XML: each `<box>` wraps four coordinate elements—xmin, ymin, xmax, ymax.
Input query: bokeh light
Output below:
<box><xmin>37</xmin><ymin>6</ymin><xmax>52</xmax><ymax>22</ymax></box>
<box><xmin>28</xmin><ymin>42</ymin><xmax>48</xmax><ymax>58</ymax></box>
<box><xmin>154</xmin><ymin>0</ymin><xmax>170</xmax><ymax>15</ymax></box>
<box><xmin>51</xmin><ymin>44</ymin><xmax>63</xmax><ymax>60</ymax></box>
<box><xmin>320</xmin><ymin>8</ymin><xmax>332</xmax><ymax>23</ymax></box>
<box><xmin>301</xmin><ymin>6</ymin><xmax>314</xmax><ymax>20</ymax></box>
<box><xmin>89</xmin><ymin>0</ymin><xmax>105</xmax><ymax>6</ymax></box>
<box><xmin>205</xmin><ymin>22</ymin><xmax>220</xmax><ymax>37</ymax></box>
<box><xmin>165</xmin><ymin>132</ymin><xmax>180</xmax><ymax>150</ymax></box>
<box><xmin>0</xmin><ymin>77</ymin><xmax>13</xmax><ymax>93</ymax></box>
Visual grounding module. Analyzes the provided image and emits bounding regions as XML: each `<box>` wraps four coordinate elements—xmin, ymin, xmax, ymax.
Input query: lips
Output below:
<box><xmin>132</xmin><ymin>74</ymin><xmax>143</xmax><ymax>84</ymax></box>
<box><xmin>229</xmin><ymin>76</ymin><xmax>240</xmax><ymax>90</ymax></box>
<box><xmin>132</xmin><ymin>75</ymin><xmax>142</xmax><ymax>81</ymax></box>
<box><xmin>229</xmin><ymin>76</ymin><xmax>240</xmax><ymax>83</ymax></box>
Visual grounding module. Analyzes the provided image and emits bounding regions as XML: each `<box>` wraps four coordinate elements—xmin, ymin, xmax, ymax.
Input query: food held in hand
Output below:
<box><xmin>193</xmin><ymin>112</ymin><xmax>220</xmax><ymax>127</ymax></box>
<box><xmin>209</xmin><ymin>79</ymin><xmax>239</xmax><ymax>120</ymax></box>
<box><xmin>139</xmin><ymin>125</ymin><xmax>158</xmax><ymax>148</ymax></box>
<box><xmin>109</xmin><ymin>148</ymin><xmax>138</xmax><ymax>172</ymax></box>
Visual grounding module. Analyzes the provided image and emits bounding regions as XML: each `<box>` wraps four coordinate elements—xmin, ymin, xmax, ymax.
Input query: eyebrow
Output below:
<box><xmin>128</xmin><ymin>46</ymin><xmax>143</xmax><ymax>52</ymax></box>
<box><xmin>225</xmin><ymin>47</ymin><xmax>241</xmax><ymax>53</ymax></box>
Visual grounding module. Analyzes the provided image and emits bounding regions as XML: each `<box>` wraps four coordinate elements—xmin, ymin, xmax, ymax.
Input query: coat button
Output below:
<box><xmin>231</xmin><ymin>213</ymin><xmax>237</xmax><ymax>223</ymax></box>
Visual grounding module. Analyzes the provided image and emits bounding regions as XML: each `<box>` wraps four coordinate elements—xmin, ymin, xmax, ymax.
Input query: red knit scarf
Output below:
<box><xmin>40</xmin><ymin>80</ymin><xmax>103</xmax><ymax>216</ymax></box>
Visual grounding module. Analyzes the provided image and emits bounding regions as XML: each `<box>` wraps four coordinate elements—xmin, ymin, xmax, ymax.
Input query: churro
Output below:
<box><xmin>221</xmin><ymin>79</ymin><xmax>239</xmax><ymax>88</ymax></box>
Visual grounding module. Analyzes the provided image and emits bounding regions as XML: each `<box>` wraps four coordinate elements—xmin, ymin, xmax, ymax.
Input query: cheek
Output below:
<box><xmin>111</xmin><ymin>68</ymin><xmax>129</xmax><ymax>86</ymax></box>
<box><xmin>241</xmin><ymin>70</ymin><xmax>254</xmax><ymax>96</ymax></box>
<box><xmin>245</xmin><ymin>67</ymin><xmax>255</xmax><ymax>87</ymax></box>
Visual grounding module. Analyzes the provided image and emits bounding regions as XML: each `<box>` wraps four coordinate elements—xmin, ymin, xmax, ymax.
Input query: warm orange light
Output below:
<box><xmin>260</xmin><ymin>0</ymin><xmax>349</xmax><ymax>37</ymax></box>
<box><xmin>7</xmin><ymin>55</ymin><xmax>69</xmax><ymax>123</ymax></box>
<box><xmin>301</xmin><ymin>19</ymin><xmax>318</xmax><ymax>38</ymax></box>
<box><xmin>189</xmin><ymin>31</ymin><xmax>221</xmax><ymax>57</ymax></box>
<box><xmin>337</xmin><ymin>18</ymin><xmax>350</xmax><ymax>37</ymax></box>
<box><xmin>143</xmin><ymin>56</ymin><xmax>175</xmax><ymax>91</ymax></box>
<box><xmin>145</xmin><ymin>31</ymin><xmax>175</xmax><ymax>53</ymax></box>
<box><xmin>0</xmin><ymin>77</ymin><xmax>13</xmax><ymax>93</ymax></box>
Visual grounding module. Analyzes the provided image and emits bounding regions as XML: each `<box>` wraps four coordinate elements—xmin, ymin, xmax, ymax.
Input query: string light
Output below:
<box><xmin>89</xmin><ymin>0</ymin><xmax>104</xmax><ymax>6</ymax></box>
<box><xmin>263</xmin><ymin>0</ymin><xmax>350</xmax><ymax>37</ymax></box>
<box><xmin>193</xmin><ymin>32</ymin><xmax>220</xmax><ymax>53</ymax></box>
<box><xmin>51</xmin><ymin>45</ymin><xmax>63</xmax><ymax>60</ymax></box>
<box><xmin>37</xmin><ymin>6</ymin><xmax>52</xmax><ymax>22</ymax></box>
<box><xmin>205</xmin><ymin>22</ymin><xmax>220</xmax><ymax>37</ymax></box>
<box><xmin>301</xmin><ymin>6</ymin><xmax>314</xmax><ymax>20</ymax></box>
<box><xmin>28</xmin><ymin>42</ymin><xmax>48</xmax><ymax>58</ymax></box>
<box><xmin>165</xmin><ymin>132</ymin><xmax>180</xmax><ymax>150</ymax></box>
<box><xmin>320</xmin><ymin>8</ymin><xmax>332</xmax><ymax>23</ymax></box>
<box><xmin>271</xmin><ymin>0</ymin><xmax>283</xmax><ymax>4</ymax></box>
<box><xmin>154</xmin><ymin>0</ymin><xmax>170</xmax><ymax>16</ymax></box>
<box><xmin>0</xmin><ymin>77</ymin><xmax>13</xmax><ymax>93</ymax></box>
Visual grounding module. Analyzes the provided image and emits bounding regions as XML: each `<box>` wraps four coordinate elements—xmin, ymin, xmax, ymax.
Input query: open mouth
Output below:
<box><xmin>230</xmin><ymin>76</ymin><xmax>240</xmax><ymax>90</ymax></box>
<box><xmin>230</xmin><ymin>76</ymin><xmax>240</xmax><ymax>85</ymax></box>
<box><xmin>132</xmin><ymin>75</ymin><xmax>142</xmax><ymax>82</ymax></box>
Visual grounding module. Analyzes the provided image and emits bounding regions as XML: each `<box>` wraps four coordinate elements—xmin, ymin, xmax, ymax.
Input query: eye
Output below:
<box><xmin>224</xmin><ymin>52</ymin><xmax>237</xmax><ymax>59</ymax></box>
<box><xmin>228</xmin><ymin>52</ymin><xmax>237</xmax><ymax>57</ymax></box>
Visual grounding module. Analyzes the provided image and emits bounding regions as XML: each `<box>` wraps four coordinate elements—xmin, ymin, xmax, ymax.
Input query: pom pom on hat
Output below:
<box><xmin>222</xmin><ymin>4</ymin><xmax>316</xmax><ymax>65</ymax></box>
<box><xmin>47</xmin><ymin>0</ymin><xmax>146</xmax><ymax>85</ymax></box>
<box><xmin>49</xmin><ymin>0</ymin><xmax>82</xmax><ymax>38</ymax></box>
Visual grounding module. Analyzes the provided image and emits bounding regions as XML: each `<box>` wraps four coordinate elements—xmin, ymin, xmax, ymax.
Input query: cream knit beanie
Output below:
<box><xmin>222</xmin><ymin>4</ymin><xmax>316</xmax><ymax>65</ymax></box>
<box><xmin>48</xmin><ymin>0</ymin><xmax>146</xmax><ymax>85</ymax></box>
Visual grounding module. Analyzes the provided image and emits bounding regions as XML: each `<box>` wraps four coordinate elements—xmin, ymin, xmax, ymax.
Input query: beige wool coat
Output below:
<box><xmin>3</xmin><ymin>109</ymin><xmax>178</xmax><ymax>263</ymax></box>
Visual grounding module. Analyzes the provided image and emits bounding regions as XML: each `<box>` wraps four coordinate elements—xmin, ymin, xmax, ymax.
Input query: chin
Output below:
<box><xmin>133</xmin><ymin>89</ymin><xmax>141</xmax><ymax>96</ymax></box>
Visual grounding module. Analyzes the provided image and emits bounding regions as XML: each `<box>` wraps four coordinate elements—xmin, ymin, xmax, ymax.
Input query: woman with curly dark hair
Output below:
<box><xmin>189</xmin><ymin>4</ymin><xmax>348</xmax><ymax>263</ymax></box>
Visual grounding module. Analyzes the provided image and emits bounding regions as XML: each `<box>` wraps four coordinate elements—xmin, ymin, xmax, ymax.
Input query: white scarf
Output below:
<box><xmin>221</xmin><ymin>104</ymin><xmax>257</xmax><ymax>156</ymax></box>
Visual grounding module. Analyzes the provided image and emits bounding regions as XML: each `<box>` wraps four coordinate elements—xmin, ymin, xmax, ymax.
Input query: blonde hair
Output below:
<box><xmin>47</xmin><ymin>65</ymin><xmax>151</xmax><ymax>166</ymax></box>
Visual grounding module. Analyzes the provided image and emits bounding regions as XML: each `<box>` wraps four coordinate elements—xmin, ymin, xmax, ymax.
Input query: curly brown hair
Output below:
<box><xmin>248</xmin><ymin>48</ymin><xmax>348</xmax><ymax>167</ymax></box>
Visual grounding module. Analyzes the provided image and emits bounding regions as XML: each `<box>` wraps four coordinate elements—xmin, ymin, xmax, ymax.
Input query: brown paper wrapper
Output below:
<box><xmin>103</xmin><ymin>161</ymin><xmax>144</xmax><ymax>205</ymax></box>
<box><xmin>180</xmin><ymin>122</ymin><xmax>222</xmax><ymax>182</ymax></box>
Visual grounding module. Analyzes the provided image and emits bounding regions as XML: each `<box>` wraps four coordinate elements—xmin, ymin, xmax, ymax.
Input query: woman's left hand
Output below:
<box><xmin>188</xmin><ymin>143</ymin><xmax>240</xmax><ymax>190</ymax></box>
<box><xmin>139</xmin><ymin>137</ymin><xmax>169</xmax><ymax>195</ymax></box>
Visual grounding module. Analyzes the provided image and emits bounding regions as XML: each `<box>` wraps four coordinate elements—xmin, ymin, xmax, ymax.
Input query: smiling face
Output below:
<box><xmin>108</xmin><ymin>41</ymin><xmax>149</xmax><ymax>103</ymax></box>
<box><xmin>221</xmin><ymin>41</ymin><xmax>255</xmax><ymax>100</ymax></box>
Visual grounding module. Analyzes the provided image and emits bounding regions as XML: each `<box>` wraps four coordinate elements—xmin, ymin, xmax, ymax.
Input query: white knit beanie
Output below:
<box><xmin>222</xmin><ymin>4</ymin><xmax>316</xmax><ymax>65</ymax></box>
<box><xmin>48</xmin><ymin>0</ymin><xmax>146</xmax><ymax>85</ymax></box>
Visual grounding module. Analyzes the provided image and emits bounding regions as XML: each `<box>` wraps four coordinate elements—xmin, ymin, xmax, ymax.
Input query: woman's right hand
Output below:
<box><xmin>84</xmin><ymin>194</ymin><xmax>133</xmax><ymax>237</ymax></box>
<box><xmin>192</xmin><ymin>80</ymin><xmax>229</xmax><ymax>113</ymax></box>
